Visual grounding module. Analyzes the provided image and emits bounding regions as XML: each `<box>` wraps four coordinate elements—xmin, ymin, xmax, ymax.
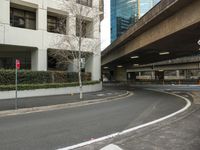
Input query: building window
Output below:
<box><xmin>47</xmin><ymin>14</ymin><xmax>66</xmax><ymax>34</ymax></box>
<box><xmin>10</xmin><ymin>7</ymin><xmax>36</xmax><ymax>30</ymax></box>
<box><xmin>76</xmin><ymin>0</ymin><xmax>92</xmax><ymax>7</ymax></box>
<box><xmin>76</xmin><ymin>18</ymin><xmax>93</xmax><ymax>38</ymax></box>
<box><xmin>0</xmin><ymin>56</ymin><xmax>31</xmax><ymax>70</ymax></box>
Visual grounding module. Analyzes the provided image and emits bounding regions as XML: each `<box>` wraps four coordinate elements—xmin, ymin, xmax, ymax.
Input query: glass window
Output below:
<box><xmin>111</xmin><ymin>0</ymin><xmax>138</xmax><ymax>42</ymax></box>
<box><xmin>47</xmin><ymin>15</ymin><xmax>66</xmax><ymax>34</ymax></box>
<box><xmin>10</xmin><ymin>7</ymin><xmax>36</xmax><ymax>30</ymax></box>
<box><xmin>0</xmin><ymin>57</ymin><xmax>31</xmax><ymax>70</ymax></box>
<box><xmin>76</xmin><ymin>18</ymin><xmax>93</xmax><ymax>38</ymax></box>
<box><xmin>76</xmin><ymin>0</ymin><xmax>92</xmax><ymax>7</ymax></box>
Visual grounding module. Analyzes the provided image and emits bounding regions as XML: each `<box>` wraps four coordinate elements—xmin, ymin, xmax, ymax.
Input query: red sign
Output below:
<box><xmin>16</xmin><ymin>59</ymin><xmax>20</xmax><ymax>70</ymax></box>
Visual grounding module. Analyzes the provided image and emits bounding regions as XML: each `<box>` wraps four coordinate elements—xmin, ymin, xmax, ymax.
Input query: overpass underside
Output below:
<box><xmin>102</xmin><ymin>0</ymin><xmax>200</xmax><ymax>83</ymax></box>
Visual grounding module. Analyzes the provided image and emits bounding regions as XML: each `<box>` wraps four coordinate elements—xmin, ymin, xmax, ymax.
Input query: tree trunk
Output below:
<box><xmin>78</xmin><ymin>60</ymin><xmax>83</xmax><ymax>99</ymax></box>
<box><xmin>78</xmin><ymin>17</ymin><xmax>83</xmax><ymax>100</ymax></box>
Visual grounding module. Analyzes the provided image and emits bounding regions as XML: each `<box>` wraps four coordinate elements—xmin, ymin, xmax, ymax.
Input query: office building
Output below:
<box><xmin>0</xmin><ymin>0</ymin><xmax>103</xmax><ymax>80</ymax></box>
<box><xmin>111</xmin><ymin>0</ymin><xmax>138</xmax><ymax>42</ymax></box>
<box><xmin>139</xmin><ymin>0</ymin><xmax>160</xmax><ymax>17</ymax></box>
<box><xmin>111</xmin><ymin>0</ymin><xmax>160</xmax><ymax>42</ymax></box>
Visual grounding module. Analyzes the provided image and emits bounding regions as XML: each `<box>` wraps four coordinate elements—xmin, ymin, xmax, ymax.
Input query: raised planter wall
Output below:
<box><xmin>0</xmin><ymin>83</ymin><xmax>102</xmax><ymax>100</ymax></box>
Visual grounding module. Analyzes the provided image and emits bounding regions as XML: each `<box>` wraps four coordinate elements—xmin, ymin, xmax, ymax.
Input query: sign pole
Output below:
<box><xmin>15</xmin><ymin>59</ymin><xmax>20</xmax><ymax>110</ymax></box>
<box><xmin>15</xmin><ymin>65</ymin><xmax>18</xmax><ymax>110</ymax></box>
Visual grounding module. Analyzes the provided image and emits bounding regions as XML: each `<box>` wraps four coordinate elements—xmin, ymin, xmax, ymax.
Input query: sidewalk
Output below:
<box><xmin>114</xmin><ymin>105</ymin><xmax>200</xmax><ymax>150</ymax></box>
<box><xmin>75</xmin><ymin>91</ymin><xmax>200</xmax><ymax>150</ymax></box>
<box><xmin>0</xmin><ymin>89</ymin><xmax>127</xmax><ymax>111</ymax></box>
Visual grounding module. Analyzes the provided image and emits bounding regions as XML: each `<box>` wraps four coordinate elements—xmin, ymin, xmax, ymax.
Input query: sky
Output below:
<box><xmin>100</xmin><ymin>0</ymin><xmax>111</xmax><ymax>51</ymax></box>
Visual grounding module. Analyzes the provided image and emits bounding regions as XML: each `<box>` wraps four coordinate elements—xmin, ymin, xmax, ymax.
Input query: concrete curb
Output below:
<box><xmin>188</xmin><ymin>91</ymin><xmax>200</xmax><ymax>104</ymax></box>
<box><xmin>0</xmin><ymin>91</ymin><xmax>132</xmax><ymax>118</ymax></box>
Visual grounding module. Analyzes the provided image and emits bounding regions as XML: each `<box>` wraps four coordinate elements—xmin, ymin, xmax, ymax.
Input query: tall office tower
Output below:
<box><xmin>111</xmin><ymin>0</ymin><xmax>160</xmax><ymax>42</ymax></box>
<box><xmin>111</xmin><ymin>0</ymin><xmax>138</xmax><ymax>42</ymax></box>
<box><xmin>139</xmin><ymin>0</ymin><xmax>160</xmax><ymax>17</ymax></box>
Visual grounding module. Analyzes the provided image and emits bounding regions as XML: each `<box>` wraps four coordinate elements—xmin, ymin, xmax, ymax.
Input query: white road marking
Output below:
<box><xmin>57</xmin><ymin>91</ymin><xmax>191</xmax><ymax>150</ymax></box>
<box><xmin>107</xmin><ymin>93</ymin><xmax>113</xmax><ymax>95</ymax></box>
<box><xmin>100</xmin><ymin>144</ymin><xmax>123</xmax><ymax>150</ymax></box>
<box><xmin>97</xmin><ymin>94</ymin><xmax>105</xmax><ymax>97</ymax></box>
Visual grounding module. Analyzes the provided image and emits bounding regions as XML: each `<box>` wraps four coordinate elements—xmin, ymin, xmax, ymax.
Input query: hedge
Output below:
<box><xmin>0</xmin><ymin>81</ymin><xmax>100</xmax><ymax>91</ymax></box>
<box><xmin>0</xmin><ymin>70</ymin><xmax>91</xmax><ymax>85</ymax></box>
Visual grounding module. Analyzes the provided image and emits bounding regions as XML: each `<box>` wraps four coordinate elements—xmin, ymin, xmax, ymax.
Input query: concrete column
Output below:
<box><xmin>0</xmin><ymin>0</ymin><xmax>10</xmax><ymax>24</ymax></box>
<box><xmin>151</xmin><ymin>71</ymin><xmax>155</xmax><ymax>80</ymax></box>
<box><xmin>184</xmin><ymin>70</ymin><xmax>187</xmax><ymax>79</ymax></box>
<box><xmin>92</xmin><ymin>0</ymin><xmax>99</xmax><ymax>9</ymax></box>
<box><xmin>31</xmin><ymin>49</ymin><xmax>47</xmax><ymax>71</ymax></box>
<box><xmin>68</xmin><ymin>59</ymin><xmax>78</xmax><ymax>72</ymax></box>
<box><xmin>0</xmin><ymin>0</ymin><xmax>9</xmax><ymax>44</ymax></box>
<box><xmin>37</xmin><ymin>7</ymin><xmax>47</xmax><ymax>31</ymax></box>
<box><xmin>176</xmin><ymin>70</ymin><xmax>180</xmax><ymax>78</ymax></box>
<box><xmin>85</xmin><ymin>54</ymin><xmax>101</xmax><ymax>81</ymax></box>
<box><xmin>115</xmin><ymin>67</ymin><xmax>126</xmax><ymax>81</ymax></box>
<box><xmin>68</xmin><ymin>14</ymin><xmax>76</xmax><ymax>36</ymax></box>
<box><xmin>93</xmin><ymin>16</ymin><xmax>100</xmax><ymax>39</ymax></box>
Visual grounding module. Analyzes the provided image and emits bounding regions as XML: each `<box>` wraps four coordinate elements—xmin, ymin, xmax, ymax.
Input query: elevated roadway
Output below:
<box><xmin>102</xmin><ymin>0</ymin><xmax>200</xmax><ymax>68</ymax></box>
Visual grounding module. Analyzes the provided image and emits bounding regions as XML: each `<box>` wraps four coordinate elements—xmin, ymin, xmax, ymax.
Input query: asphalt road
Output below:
<box><xmin>0</xmin><ymin>89</ymin><xmax>186</xmax><ymax>150</ymax></box>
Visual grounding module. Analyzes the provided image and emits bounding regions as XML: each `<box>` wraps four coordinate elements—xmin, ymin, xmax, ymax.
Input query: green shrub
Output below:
<box><xmin>52</xmin><ymin>71</ymin><xmax>68</xmax><ymax>83</ymax></box>
<box><xmin>18</xmin><ymin>71</ymin><xmax>52</xmax><ymax>84</ymax></box>
<box><xmin>0</xmin><ymin>70</ymin><xmax>91</xmax><ymax>85</ymax></box>
<box><xmin>0</xmin><ymin>81</ymin><xmax>100</xmax><ymax>91</ymax></box>
<box><xmin>0</xmin><ymin>70</ymin><xmax>16</xmax><ymax>85</ymax></box>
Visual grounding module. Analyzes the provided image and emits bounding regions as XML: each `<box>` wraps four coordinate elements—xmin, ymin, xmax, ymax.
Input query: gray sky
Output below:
<box><xmin>101</xmin><ymin>0</ymin><xmax>111</xmax><ymax>51</ymax></box>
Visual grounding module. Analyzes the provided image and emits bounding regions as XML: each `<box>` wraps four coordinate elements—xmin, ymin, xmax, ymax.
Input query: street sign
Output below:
<box><xmin>16</xmin><ymin>59</ymin><xmax>20</xmax><ymax>70</ymax></box>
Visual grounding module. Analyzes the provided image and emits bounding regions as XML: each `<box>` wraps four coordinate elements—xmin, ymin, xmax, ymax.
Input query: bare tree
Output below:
<box><xmin>49</xmin><ymin>0</ymin><xmax>102</xmax><ymax>99</ymax></box>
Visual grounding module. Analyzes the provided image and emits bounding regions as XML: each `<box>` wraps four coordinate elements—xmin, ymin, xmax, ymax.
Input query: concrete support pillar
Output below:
<box><xmin>151</xmin><ymin>71</ymin><xmax>155</xmax><ymax>80</ymax></box>
<box><xmin>93</xmin><ymin>16</ymin><xmax>100</xmax><ymax>39</ymax></box>
<box><xmin>85</xmin><ymin>54</ymin><xmax>101</xmax><ymax>81</ymax></box>
<box><xmin>139</xmin><ymin>72</ymin><xmax>141</xmax><ymax>76</ymax></box>
<box><xmin>92</xmin><ymin>0</ymin><xmax>99</xmax><ymax>8</ymax></box>
<box><xmin>31</xmin><ymin>49</ymin><xmax>47</xmax><ymax>71</ymax></box>
<box><xmin>0</xmin><ymin>0</ymin><xmax>10</xmax><ymax>24</ymax></box>
<box><xmin>68</xmin><ymin>14</ymin><xmax>76</xmax><ymax>35</ymax></box>
<box><xmin>176</xmin><ymin>70</ymin><xmax>180</xmax><ymax>78</ymax></box>
<box><xmin>115</xmin><ymin>67</ymin><xmax>126</xmax><ymax>81</ymax></box>
<box><xmin>37</xmin><ymin>8</ymin><xmax>47</xmax><ymax>31</ymax></box>
<box><xmin>184</xmin><ymin>70</ymin><xmax>187</xmax><ymax>79</ymax></box>
<box><xmin>0</xmin><ymin>0</ymin><xmax>9</xmax><ymax>44</ymax></box>
<box><xmin>68</xmin><ymin>59</ymin><xmax>78</xmax><ymax>72</ymax></box>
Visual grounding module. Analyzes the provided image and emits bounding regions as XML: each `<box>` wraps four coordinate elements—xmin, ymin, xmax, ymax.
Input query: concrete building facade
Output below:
<box><xmin>0</xmin><ymin>0</ymin><xmax>102</xmax><ymax>81</ymax></box>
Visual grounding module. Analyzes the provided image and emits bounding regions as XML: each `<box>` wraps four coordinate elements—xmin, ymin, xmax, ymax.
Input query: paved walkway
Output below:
<box><xmin>75</xmin><ymin>91</ymin><xmax>200</xmax><ymax>150</ymax></box>
<box><xmin>114</xmin><ymin>105</ymin><xmax>200</xmax><ymax>150</ymax></box>
<box><xmin>0</xmin><ymin>89</ymin><xmax>127</xmax><ymax>111</ymax></box>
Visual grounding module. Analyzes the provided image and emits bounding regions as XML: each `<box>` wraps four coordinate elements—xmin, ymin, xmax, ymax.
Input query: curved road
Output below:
<box><xmin>0</xmin><ymin>89</ymin><xmax>187</xmax><ymax>150</ymax></box>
